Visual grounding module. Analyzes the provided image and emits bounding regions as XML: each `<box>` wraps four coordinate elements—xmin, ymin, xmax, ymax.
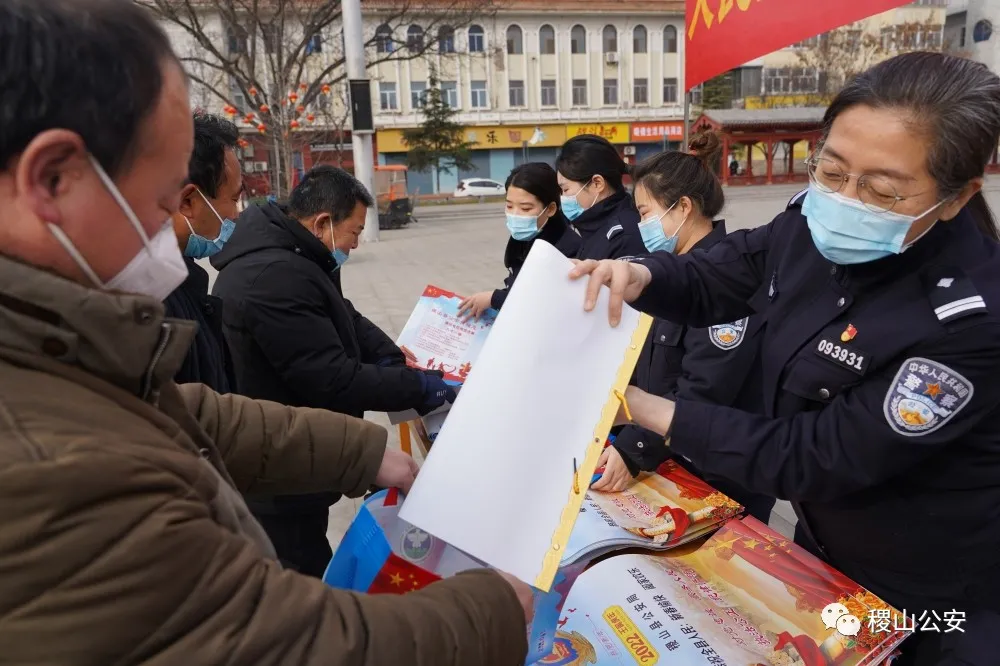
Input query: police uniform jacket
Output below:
<box><xmin>630</xmin><ymin>192</ymin><xmax>1000</xmax><ymax>617</ymax></box>
<box><xmin>571</xmin><ymin>190</ymin><xmax>647</xmax><ymax>261</ymax></box>
<box><xmin>490</xmin><ymin>211</ymin><xmax>582</xmax><ymax>310</ymax></box>
<box><xmin>614</xmin><ymin>220</ymin><xmax>763</xmax><ymax>475</ymax></box>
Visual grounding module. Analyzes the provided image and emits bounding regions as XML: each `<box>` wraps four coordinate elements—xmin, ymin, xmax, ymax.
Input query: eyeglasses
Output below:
<box><xmin>805</xmin><ymin>155</ymin><xmax>916</xmax><ymax>214</ymax></box>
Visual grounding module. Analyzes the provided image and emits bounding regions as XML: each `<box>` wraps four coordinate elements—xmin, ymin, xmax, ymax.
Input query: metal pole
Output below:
<box><xmin>682</xmin><ymin>91</ymin><xmax>691</xmax><ymax>150</ymax></box>
<box><xmin>343</xmin><ymin>0</ymin><xmax>379</xmax><ymax>242</ymax></box>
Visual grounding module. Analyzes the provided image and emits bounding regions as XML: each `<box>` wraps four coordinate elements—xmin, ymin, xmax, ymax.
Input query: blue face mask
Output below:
<box><xmin>332</xmin><ymin>247</ymin><xmax>350</xmax><ymax>269</ymax></box>
<box><xmin>184</xmin><ymin>190</ymin><xmax>236</xmax><ymax>259</ymax></box>
<box><xmin>506</xmin><ymin>212</ymin><xmax>542</xmax><ymax>241</ymax></box>
<box><xmin>638</xmin><ymin>201</ymin><xmax>683</xmax><ymax>253</ymax></box>
<box><xmin>561</xmin><ymin>181</ymin><xmax>594</xmax><ymax>222</ymax></box>
<box><xmin>802</xmin><ymin>184</ymin><xmax>944</xmax><ymax>265</ymax></box>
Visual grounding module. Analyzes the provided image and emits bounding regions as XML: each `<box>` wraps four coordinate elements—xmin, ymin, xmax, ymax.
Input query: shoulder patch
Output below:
<box><xmin>923</xmin><ymin>269</ymin><xmax>988</xmax><ymax>323</ymax></box>
<box><xmin>787</xmin><ymin>189</ymin><xmax>808</xmax><ymax>209</ymax></box>
<box><xmin>709</xmin><ymin>318</ymin><xmax>749</xmax><ymax>350</ymax></box>
<box><xmin>883</xmin><ymin>357</ymin><xmax>973</xmax><ymax>437</ymax></box>
<box><xmin>606</xmin><ymin>224</ymin><xmax>624</xmax><ymax>240</ymax></box>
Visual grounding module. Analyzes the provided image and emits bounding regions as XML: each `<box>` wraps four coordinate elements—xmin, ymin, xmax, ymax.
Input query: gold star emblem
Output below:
<box><xmin>763</xmin><ymin>544</ymin><xmax>774</xmax><ymax>551</ymax></box>
<box><xmin>390</xmin><ymin>573</ymin><xmax>404</xmax><ymax>586</ymax></box>
<box><xmin>713</xmin><ymin>536</ymin><xmax>740</xmax><ymax>550</ymax></box>
<box><xmin>743</xmin><ymin>538</ymin><xmax>761</xmax><ymax>550</ymax></box>
<box><xmin>924</xmin><ymin>383</ymin><xmax>943</xmax><ymax>399</ymax></box>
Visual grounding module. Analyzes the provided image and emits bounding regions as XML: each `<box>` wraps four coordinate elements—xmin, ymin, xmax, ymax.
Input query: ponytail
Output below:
<box><xmin>966</xmin><ymin>190</ymin><xmax>1000</xmax><ymax>241</ymax></box>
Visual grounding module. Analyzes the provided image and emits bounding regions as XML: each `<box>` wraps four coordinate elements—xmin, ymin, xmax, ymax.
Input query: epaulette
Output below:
<box><xmin>922</xmin><ymin>266</ymin><xmax>988</xmax><ymax>324</ymax></box>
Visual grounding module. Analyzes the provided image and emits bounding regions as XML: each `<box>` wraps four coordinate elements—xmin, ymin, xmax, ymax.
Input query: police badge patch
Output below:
<box><xmin>883</xmin><ymin>357</ymin><xmax>974</xmax><ymax>437</ymax></box>
<box><xmin>708</xmin><ymin>318</ymin><xmax>749</xmax><ymax>350</ymax></box>
<box><xmin>401</xmin><ymin>526</ymin><xmax>433</xmax><ymax>563</ymax></box>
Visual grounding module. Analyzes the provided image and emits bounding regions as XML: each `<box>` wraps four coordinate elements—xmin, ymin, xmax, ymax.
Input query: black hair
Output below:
<box><xmin>505</xmin><ymin>162</ymin><xmax>561</xmax><ymax>209</ymax></box>
<box><xmin>555</xmin><ymin>134</ymin><xmax>629</xmax><ymax>192</ymax></box>
<box><xmin>0</xmin><ymin>0</ymin><xmax>179</xmax><ymax>178</ymax></box>
<box><xmin>632</xmin><ymin>131</ymin><xmax>725</xmax><ymax>219</ymax></box>
<box><xmin>825</xmin><ymin>51</ymin><xmax>1000</xmax><ymax>241</ymax></box>
<box><xmin>288</xmin><ymin>165</ymin><xmax>374</xmax><ymax>222</ymax></box>
<box><xmin>189</xmin><ymin>113</ymin><xmax>240</xmax><ymax>198</ymax></box>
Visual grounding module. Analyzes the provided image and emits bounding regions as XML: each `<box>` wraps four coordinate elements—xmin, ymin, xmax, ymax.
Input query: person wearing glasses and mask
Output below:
<box><xmin>572</xmin><ymin>53</ymin><xmax>1000</xmax><ymax>665</ymax></box>
<box><xmin>591</xmin><ymin>132</ymin><xmax>775</xmax><ymax>525</ymax></box>
<box><xmin>555</xmin><ymin>134</ymin><xmax>646</xmax><ymax>261</ymax></box>
<box><xmin>458</xmin><ymin>162</ymin><xmax>581</xmax><ymax>319</ymax></box>
<box><xmin>163</xmin><ymin>112</ymin><xmax>241</xmax><ymax>393</ymax></box>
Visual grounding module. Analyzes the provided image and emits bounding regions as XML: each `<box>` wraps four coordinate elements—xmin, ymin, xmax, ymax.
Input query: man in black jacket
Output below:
<box><xmin>212</xmin><ymin>165</ymin><xmax>455</xmax><ymax>576</ymax></box>
<box><xmin>163</xmin><ymin>112</ymin><xmax>241</xmax><ymax>392</ymax></box>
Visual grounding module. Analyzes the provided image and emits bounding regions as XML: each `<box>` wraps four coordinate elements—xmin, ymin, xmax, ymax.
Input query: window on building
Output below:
<box><xmin>471</xmin><ymin>80</ymin><xmax>487</xmax><ymax>108</ymax></box>
<box><xmin>541</xmin><ymin>79</ymin><xmax>557</xmax><ymax>106</ymax></box>
<box><xmin>228</xmin><ymin>25</ymin><xmax>248</xmax><ymax>54</ymax></box>
<box><xmin>410</xmin><ymin>81</ymin><xmax>427</xmax><ymax>109</ymax></box>
<box><xmin>791</xmin><ymin>35</ymin><xmax>820</xmax><ymax>49</ymax></box>
<box><xmin>506</xmin><ymin>25</ymin><xmax>523</xmax><ymax>54</ymax></box>
<box><xmin>540</xmin><ymin>24</ymin><xmax>556</xmax><ymax>54</ymax></box>
<box><xmin>572</xmin><ymin>79</ymin><xmax>587</xmax><ymax>106</ymax></box>
<box><xmin>663</xmin><ymin>77</ymin><xmax>678</xmax><ymax>104</ymax></box>
<box><xmin>633</xmin><ymin>25</ymin><xmax>647</xmax><ymax>53</ymax></box>
<box><xmin>440</xmin><ymin>81</ymin><xmax>458</xmax><ymax>108</ymax></box>
<box><xmin>603</xmin><ymin>25</ymin><xmax>618</xmax><ymax>53</ymax></box>
<box><xmin>571</xmin><ymin>25</ymin><xmax>586</xmax><ymax>54</ymax></box>
<box><xmin>634</xmin><ymin>78</ymin><xmax>648</xmax><ymax>105</ymax></box>
<box><xmin>306</xmin><ymin>33</ymin><xmax>322</xmax><ymax>54</ymax></box>
<box><xmin>974</xmin><ymin>19</ymin><xmax>993</xmax><ymax>43</ymax></box>
<box><xmin>261</xmin><ymin>24</ymin><xmax>278</xmax><ymax>54</ymax></box>
<box><xmin>407</xmin><ymin>25</ymin><xmax>424</xmax><ymax>52</ymax></box>
<box><xmin>731</xmin><ymin>67</ymin><xmax>762</xmax><ymax>99</ymax></box>
<box><xmin>439</xmin><ymin>25</ymin><xmax>455</xmax><ymax>53</ymax></box>
<box><xmin>960</xmin><ymin>26</ymin><xmax>967</xmax><ymax>48</ymax></box>
<box><xmin>509</xmin><ymin>80</ymin><xmax>525</xmax><ymax>107</ymax></box>
<box><xmin>379</xmin><ymin>82</ymin><xmax>398</xmax><ymax>110</ymax></box>
<box><xmin>468</xmin><ymin>24</ymin><xmax>485</xmax><ymax>52</ymax></box>
<box><xmin>881</xmin><ymin>26</ymin><xmax>896</xmax><ymax>51</ymax></box>
<box><xmin>764</xmin><ymin>67</ymin><xmax>819</xmax><ymax>94</ymax></box>
<box><xmin>603</xmin><ymin>78</ymin><xmax>618</xmax><ymax>105</ymax></box>
<box><xmin>375</xmin><ymin>24</ymin><xmax>394</xmax><ymax>53</ymax></box>
<box><xmin>690</xmin><ymin>84</ymin><xmax>703</xmax><ymax>105</ymax></box>
<box><xmin>663</xmin><ymin>25</ymin><xmax>678</xmax><ymax>53</ymax></box>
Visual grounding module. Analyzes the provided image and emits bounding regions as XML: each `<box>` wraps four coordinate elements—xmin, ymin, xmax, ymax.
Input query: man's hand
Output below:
<box><xmin>418</xmin><ymin>370</ymin><xmax>457</xmax><ymax>414</ymax></box>
<box><xmin>569</xmin><ymin>259</ymin><xmax>652</xmax><ymax>327</ymax></box>
<box><xmin>497</xmin><ymin>571</ymin><xmax>535</xmax><ymax>624</ymax></box>
<box><xmin>590</xmin><ymin>446</ymin><xmax>633</xmax><ymax>493</ymax></box>
<box><xmin>458</xmin><ymin>291</ymin><xmax>493</xmax><ymax>322</ymax></box>
<box><xmin>374</xmin><ymin>448</ymin><xmax>420</xmax><ymax>494</ymax></box>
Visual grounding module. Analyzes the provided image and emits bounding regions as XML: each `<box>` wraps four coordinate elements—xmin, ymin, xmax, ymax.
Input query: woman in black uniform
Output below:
<box><xmin>459</xmin><ymin>162</ymin><xmax>582</xmax><ymax>319</ymax></box>
<box><xmin>555</xmin><ymin>134</ymin><xmax>647</xmax><ymax>260</ymax></box>
<box><xmin>573</xmin><ymin>52</ymin><xmax>1000</xmax><ymax>665</ymax></box>
<box><xmin>591</xmin><ymin>133</ymin><xmax>775</xmax><ymax>523</ymax></box>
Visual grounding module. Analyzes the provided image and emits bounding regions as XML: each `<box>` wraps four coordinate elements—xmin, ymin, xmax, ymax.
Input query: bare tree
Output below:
<box><xmin>140</xmin><ymin>0</ymin><xmax>494</xmax><ymax>196</ymax></box>
<box><xmin>796</xmin><ymin>18</ymin><xmax>945</xmax><ymax>100</ymax></box>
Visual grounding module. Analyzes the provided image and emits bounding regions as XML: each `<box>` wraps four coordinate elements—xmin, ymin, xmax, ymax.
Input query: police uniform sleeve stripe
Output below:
<box><xmin>787</xmin><ymin>189</ymin><xmax>808</xmax><ymax>209</ymax></box>
<box><xmin>665</xmin><ymin>324</ymin><xmax>1000</xmax><ymax>503</ymax></box>
<box><xmin>935</xmin><ymin>296</ymin><xmax>987</xmax><ymax>321</ymax></box>
<box><xmin>606</xmin><ymin>224</ymin><xmax>623</xmax><ymax>240</ymax></box>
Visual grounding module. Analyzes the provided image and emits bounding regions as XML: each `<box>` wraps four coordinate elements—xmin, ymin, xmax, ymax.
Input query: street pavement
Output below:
<box><xmin>306</xmin><ymin>177</ymin><xmax>1000</xmax><ymax>546</ymax></box>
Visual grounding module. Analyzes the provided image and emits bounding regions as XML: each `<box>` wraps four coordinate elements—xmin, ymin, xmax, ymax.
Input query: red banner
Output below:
<box><xmin>685</xmin><ymin>0</ymin><xmax>914</xmax><ymax>91</ymax></box>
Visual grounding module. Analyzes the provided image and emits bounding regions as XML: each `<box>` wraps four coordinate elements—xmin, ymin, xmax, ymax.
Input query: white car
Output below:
<box><xmin>453</xmin><ymin>178</ymin><xmax>505</xmax><ymax>198</ymax></box>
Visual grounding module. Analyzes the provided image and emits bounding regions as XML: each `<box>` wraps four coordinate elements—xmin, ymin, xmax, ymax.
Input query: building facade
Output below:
<box><xmin>953</xmin><ymin>0</ymin><xmax>1000</xmax><ymax>72</ymax></box>
<box><xmin>367</xmin><ymin>0</ymin><xmax>685</xmax><ymax>194</ymax></box>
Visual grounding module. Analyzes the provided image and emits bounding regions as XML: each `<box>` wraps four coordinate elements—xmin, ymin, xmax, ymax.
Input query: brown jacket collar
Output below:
<box><xmin>0</xmin><ymin>254</ymin><xmax>196</xmax><ymax>400</ymax></box>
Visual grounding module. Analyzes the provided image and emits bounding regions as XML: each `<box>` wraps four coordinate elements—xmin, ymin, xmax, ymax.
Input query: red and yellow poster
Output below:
<box><xmin>685</xmin><ymin>0</ymin><xmax>915</xmax><ymax>91</ymax></box>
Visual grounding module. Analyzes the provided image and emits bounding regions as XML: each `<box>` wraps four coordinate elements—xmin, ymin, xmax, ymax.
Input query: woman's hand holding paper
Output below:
<box><xmin>458</xmin><ymin>291</ymin><xmax>493</xmax><ymax>321</ymax></box>
<box><xmin>569</xmin><ymin>258</ymin><xmax>651</xmax><ymax>327</ymax></box>
<box><xmin>590</xmin><ymin>447</ymin><xmax>633</xmax><ymax>493</ymax></box>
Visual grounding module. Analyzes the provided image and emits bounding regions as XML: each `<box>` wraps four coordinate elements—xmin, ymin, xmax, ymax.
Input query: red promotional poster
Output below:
<box><xmin>685</xmin><ymin>0</ymin><xmax>914</xmax><ymax>91</ymax></box>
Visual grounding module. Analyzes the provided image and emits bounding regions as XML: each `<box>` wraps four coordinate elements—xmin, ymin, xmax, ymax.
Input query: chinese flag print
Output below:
<box><xmin>367</xmin><ymin>553</ymin><xmax>442</xmax><ymax>595</ymax></box>
<box><xmin>685</xmin><ymin>0</ymin><xmax>914</xmax><ymax>91</ymax></box>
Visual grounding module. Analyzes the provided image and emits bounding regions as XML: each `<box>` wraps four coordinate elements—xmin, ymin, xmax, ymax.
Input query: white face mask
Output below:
<box><xmin>48</xmin><ymin>155</ymin><xmax>188</xmax><ymax>302</ymax></box>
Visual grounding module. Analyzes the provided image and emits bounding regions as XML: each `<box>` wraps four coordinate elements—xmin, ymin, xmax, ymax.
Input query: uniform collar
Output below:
<box><xmin>691</xmin><ymin>219</ymin><xmax>727</xmax><ymax>252</ymax></box>
<box><xmin>571</xmin><ymin>190</ymin><xmax>631</xmax><ymax>234</ymax></box>
<box><xmin>0</xmin><ymin>254</ymin><xmax>196</xmax><ymax>400</ymax></box>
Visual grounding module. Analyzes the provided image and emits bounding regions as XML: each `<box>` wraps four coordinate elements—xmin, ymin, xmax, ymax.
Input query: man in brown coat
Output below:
<box><xmin>0</xmin><ymin>1</ymin><xmax>532</xmax><ymax>664</ymax></box>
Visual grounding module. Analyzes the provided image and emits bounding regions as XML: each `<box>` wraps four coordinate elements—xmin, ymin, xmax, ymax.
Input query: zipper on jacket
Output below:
<box><xmin>141</xmin><ymin>322</ymin><xmax>173</xmax><ymax>402</ymax></box>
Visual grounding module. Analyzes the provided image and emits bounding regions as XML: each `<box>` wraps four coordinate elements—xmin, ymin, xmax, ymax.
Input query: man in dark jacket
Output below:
<box><xmin>212</xmin><ymin>165</ymin><xmax>455</xmax><ymax>576</ymax></box>
<box><xmin>163</xmin><ymin>112</ymin><xmax>242</xmax><ymax>392</ymax></box>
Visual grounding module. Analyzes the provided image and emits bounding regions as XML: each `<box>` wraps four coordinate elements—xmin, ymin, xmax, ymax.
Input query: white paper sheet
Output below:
<box><xmin>398</xmin><ymin>240</ymin><xmax>643</xmax><ymax>589</ymax></box>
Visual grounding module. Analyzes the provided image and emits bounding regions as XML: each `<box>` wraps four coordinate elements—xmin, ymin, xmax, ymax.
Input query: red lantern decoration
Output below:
<box><xmin>296</xmin><ymin>104</ymin><xmax>306</xmax><ymax>114</ymax></box>
<box><xmin>237</xmin><ymin>138</ymin><xmax>250</xmax><ymax>148</ymax></box>
<box><xmin>288</xmin><ymin>92</ymin><xmax>298</xmax><ymax>103</ymax></box>
<box><xmin>307</xmin><ymin>113</ymin><xmax>316</xmax><ymax>122</ymax></box>
<box><xmin>299</xmin><ymin>82</ymin><xmax>308</xmax><ymax>91</ymax></box>
<box><xmin>249</xmin><ymin>86</ymin><xmax>259</xmax><ymax>97</ymax></box>
<box><xmin>257</xmin><ymin>123</ymin><xmax>266</xmax><ymax>134</ymax></box>
<box><xmin>259</xmin><ymin>104</ymin><xmax>269</xmax><ymax>114</ymax></box>
<box><xmin>290</xmin><ymin>120</ymin><xmax>301</xmax><ymax>129</ymax></box>
<box><xmin>321</xmin><ymin>84</ymin><xmax>331</xmax><ymax>95</ymax></box>
<box><xmin>244</xmin><ymin>112</ymin><xmax>255</xmax><ymax>123</ymax></box>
